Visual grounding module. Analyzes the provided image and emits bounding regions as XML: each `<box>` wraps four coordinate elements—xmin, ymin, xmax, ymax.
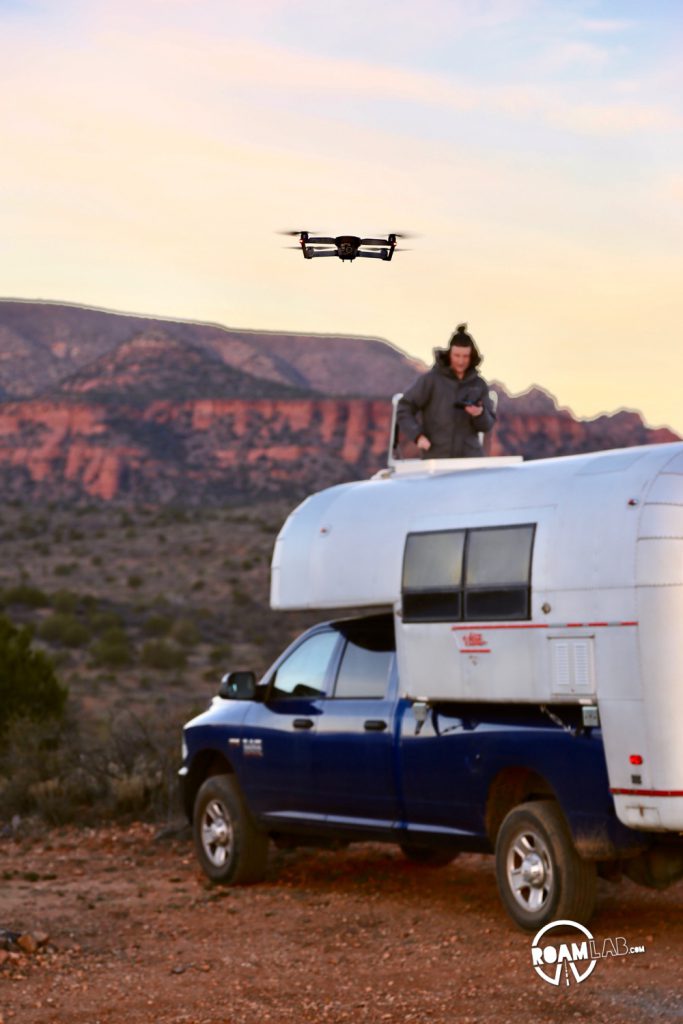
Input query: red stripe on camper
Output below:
<box><xmin>450</xmin><ymin>622</ymin><xmax>639</xmax><ymax>631</ymax></box>
<box><xmin>611</xmin><ymin>788</ymin><xmax>683</xmax><ymax>797</ymax></box>
<box><xmin>451</xmin><ymin>624</ymin><xmax>548</xmax><ymax>631</ymax></box>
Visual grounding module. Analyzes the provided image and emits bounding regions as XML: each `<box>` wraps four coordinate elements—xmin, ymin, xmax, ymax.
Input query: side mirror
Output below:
<box><xmin>219</xmin><ymin>670</ymin><xmax>257</xmax><ymax>700</ymax></box>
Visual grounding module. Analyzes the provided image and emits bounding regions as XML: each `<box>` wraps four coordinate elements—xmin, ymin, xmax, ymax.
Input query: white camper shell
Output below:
<box><xmin>271</xmin><ymin>443</ymin><xmax>683</xmax><ymax>835</ymax></box>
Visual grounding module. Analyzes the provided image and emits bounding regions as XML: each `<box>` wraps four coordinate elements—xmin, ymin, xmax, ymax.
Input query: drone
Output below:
<box><xmin>281</xmin><ymin>231</ymin><xmax>408</xmax><ymax>262</ymax></box>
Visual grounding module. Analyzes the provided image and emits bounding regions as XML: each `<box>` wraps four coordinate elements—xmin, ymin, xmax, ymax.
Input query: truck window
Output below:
<box><xmin>333</xmin><ymin>640</ymin><xmax>393</xmax><ymax>699</ymax></box>
<box><xmin>269</xmin><ymin>631</ymin><xmax>339</xmax><ymax>700</ymax></box>
<box><xmin>402</xmin><ymin>524</ymin><xmax>535</xmax><ymax>622</ymax></box>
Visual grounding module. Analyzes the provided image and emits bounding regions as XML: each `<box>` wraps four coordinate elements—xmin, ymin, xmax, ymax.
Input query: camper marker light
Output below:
<box><xmin>629</xmin><ymin>754</ymin><xmax>644</xmax><ymax>765</ymax></box>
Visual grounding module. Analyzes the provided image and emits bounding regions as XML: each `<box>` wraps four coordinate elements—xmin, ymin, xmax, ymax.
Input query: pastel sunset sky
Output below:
<box><xmin>2</xmin><ymin>1</ymin><xmax>682</xmax><ymax>431</ymax></box>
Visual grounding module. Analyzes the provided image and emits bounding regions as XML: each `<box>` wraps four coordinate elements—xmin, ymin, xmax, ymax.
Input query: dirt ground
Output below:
<box><xmin>0</xmin><ymin>823</ymin><xmax>681</xmax><ymax>1024</ymax></box>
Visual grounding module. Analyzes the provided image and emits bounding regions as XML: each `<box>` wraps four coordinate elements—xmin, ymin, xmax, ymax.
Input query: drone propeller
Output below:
<box><xmin>365</xmin><ymin>231</ymin><xmax>417</xmax><ymax>241</ymax></box>
<box><xmin>277</xmin><ymin>229</ymin><xmax>316</xmax><ymax>237</ymax></box>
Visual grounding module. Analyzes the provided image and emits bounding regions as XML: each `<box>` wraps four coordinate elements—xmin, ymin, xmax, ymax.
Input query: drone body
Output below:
<box><xmin>286</xmin><ymin>231</ymin><xmax>401</xmax><ymax>261</ymax></box>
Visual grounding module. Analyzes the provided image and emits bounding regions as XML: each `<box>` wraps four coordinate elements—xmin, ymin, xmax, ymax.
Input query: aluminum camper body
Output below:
<box><xmin>271</xmin><ymin>443</ymin><xmax>683</xmax><ymax>834</ymax></box>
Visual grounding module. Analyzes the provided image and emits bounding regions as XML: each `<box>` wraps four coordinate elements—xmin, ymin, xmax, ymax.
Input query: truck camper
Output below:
<box><xmin>272</xmin><ymin>443</ymin><xmax>683</xmax><ymax>835</ymax></box>
<box><xmin>180</xmin><ymin>442</ymin><xmax>683</xmax><ymax>931</ymax></box>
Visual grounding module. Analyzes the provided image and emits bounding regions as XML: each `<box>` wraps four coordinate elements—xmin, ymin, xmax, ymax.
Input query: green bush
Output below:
<box><xmin>0</xmin><ymin>708</ymin><xmax>185</xmax><ymax>824</ymax></box>
<box><xmin>54</xmin><ymin>563</ymin><xmax>76</xmax><ymax>577</ymax></box>
<box><xmin>209</xmin><ymin>643</ymin><xmax>233</xmax><ymax>666</ymax></box>
<box><xmin>0</xmin><ymin>614</ymin><xmax>67</xmax><ymax>741</ymax></box>
<box><xmin>2</xmin><ymin>583</ymin><xmax>49</xmax><ymax>608</ymax></box>
<box><xmin>50</xmin><ymin>589</ymin><xmax>79</xmax><ymax>614</ymax></box>
<box><xmin>91</xmin><ymin>627</ymin><xmax>132</xmax><ymax>668</ymax></box>
<box><xmin>171</xmin><ymin>618</ymin><xmax>200</xmax><ymax>647</ymax></box>
<box><xmin>89</xmin><ymin>608</ymin><xmax>123</xmax><ymax>632</ymax></box>
<box><xmin>39</xmin><ymin>613</ymin><xmax>90</xmax><ymax>648</ymax></box>
<box><xmin>141</xmin><ymin>641</ymin><xmax>186</xmax><ymax>671</ymax></box>
<box><xmin>143</xmin><ymin>614</ymin><xmax>173</xmax><ymax>638</ymax></box>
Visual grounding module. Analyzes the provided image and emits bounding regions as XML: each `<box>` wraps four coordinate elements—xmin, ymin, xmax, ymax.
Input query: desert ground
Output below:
<box><xmin>1</xmin><ymin>502</ymin><xmax>682</xmax><ymax>1022</ymax></box>
<box><xmin>1</xmin><ymin>824</ymin><xmax>682</xmax><ymax>1024</ymax></box>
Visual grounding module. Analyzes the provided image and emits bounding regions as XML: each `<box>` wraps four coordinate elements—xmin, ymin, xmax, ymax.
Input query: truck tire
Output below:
<box><xmin>193</xmin><ymin>774</ymin><xmax>268</xmax><ymax>885</ymax></box>
<box><xmin>400</xmin><ymin>844</ymin><xmax>458</xmax><ymax>867</ymax></box>
<box><xmin>495</xmin><ymin>800</ymin><xmax>596</xmax><ymax>931</ymax></box>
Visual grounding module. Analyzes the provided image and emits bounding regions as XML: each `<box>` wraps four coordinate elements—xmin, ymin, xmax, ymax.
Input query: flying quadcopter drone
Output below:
<box><xmin>281</xmin><ymin>230</ymin><xmax>410</xmax><ymax>262</ymax></box>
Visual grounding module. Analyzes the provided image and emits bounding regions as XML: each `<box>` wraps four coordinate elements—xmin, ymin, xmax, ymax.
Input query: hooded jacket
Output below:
<box><xmin>397</xmin><ymin>347</ymin><xmax>496</xmax><ymax>458</ymax></box>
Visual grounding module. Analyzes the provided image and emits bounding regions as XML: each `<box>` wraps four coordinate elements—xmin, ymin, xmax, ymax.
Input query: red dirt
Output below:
<box><xmin>1</xmin><ymin>824</ymin><xmax>681</xmax><ymax>1024</ymax></box>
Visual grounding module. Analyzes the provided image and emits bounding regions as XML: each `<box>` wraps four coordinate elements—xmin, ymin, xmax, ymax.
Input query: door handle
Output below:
<box><xmin>364</xmin><ymin>719</ymin><xmax>388</xmax><ymax>732</ymax></box>
<box><xmin>292</xmin><ymin>718</ymin><xmax>314</xmax><ymax>730</ymax></box>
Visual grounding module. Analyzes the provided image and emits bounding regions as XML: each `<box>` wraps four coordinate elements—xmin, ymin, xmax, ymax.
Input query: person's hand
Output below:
<box><xmin>416</xmin><ymin>434</ymin><xmax>432</xmax><ymax>451</ymax></box>
<box><xmin>465</xmin><ymin>404</ymin><xmax>483</xmax><ymax>417</ymax></box>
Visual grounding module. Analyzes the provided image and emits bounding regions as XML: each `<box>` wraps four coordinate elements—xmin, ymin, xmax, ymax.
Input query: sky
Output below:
<box><xmin>2</xmin><ymin>0</ymin><xmax>683</xmax><ymax>431</ymax></box>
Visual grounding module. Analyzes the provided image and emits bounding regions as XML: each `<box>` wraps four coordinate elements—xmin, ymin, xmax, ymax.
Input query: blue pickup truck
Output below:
<box><xmin>179</xmin><ymin>612</ymin><xmax>678</xmax><ymax>931</ymax></box>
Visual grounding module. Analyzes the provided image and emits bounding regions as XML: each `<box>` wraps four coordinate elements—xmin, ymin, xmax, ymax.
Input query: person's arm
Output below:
<box><xmin>396</xmin><ymin>374</ymin><xmax>433</xmax><ymax>446</ymax></box>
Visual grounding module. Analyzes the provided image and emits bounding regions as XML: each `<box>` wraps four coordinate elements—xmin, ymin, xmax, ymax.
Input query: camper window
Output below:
<box><xmin>402</xmin><ymin>530</ymin><xmax>465</xmax><ymax>622</ymax></box>
<box><xmin>402</xmin><ymin>524</ymin><xmax>535</xmax><ymax>623</ymax></box>
<box><xmin>464</xmin><ymin>525</ymin><xmax>535</xmax><ymax>620</ymax></box>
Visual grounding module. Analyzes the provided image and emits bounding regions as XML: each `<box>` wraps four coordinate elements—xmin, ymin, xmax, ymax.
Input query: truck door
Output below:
<box><xmin>311</xmin><ymin>616</ymin><xmax>399</xmax><ymax>828</ymax></box>
<box><xmin>399</xmin><ymin>706</ymin><xmax>487</xmax><ymax>840</ymax></box>
<box><xmin>239</xmin><ymin>628</ymin><xmax>340</xmax><ymax>822</ymax></box>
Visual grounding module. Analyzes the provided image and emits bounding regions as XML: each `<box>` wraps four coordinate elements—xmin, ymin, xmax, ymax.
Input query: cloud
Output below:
<box><xmin>577</xmin><ymin>17</ymin><xmax>637</xmax><ymax>34</ymax></box>
<box><xmin>540</xmin><ymin>40</ymin><xmax>612</xmax><ymax>72</ymax></box>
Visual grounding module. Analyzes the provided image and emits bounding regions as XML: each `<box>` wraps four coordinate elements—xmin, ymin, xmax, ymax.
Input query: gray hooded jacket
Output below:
<box><xmin>397</xmin><ymin>348</ymin><xmax>496</xmax><ymax>458</ymax></box>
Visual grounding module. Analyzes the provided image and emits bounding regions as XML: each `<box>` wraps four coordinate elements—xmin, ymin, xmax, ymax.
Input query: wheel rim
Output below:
<box><xmin>506</xmin><ymin>827</ymin><xmax>554</xmax><ymax>914</ymax></box>
<box><xmin>200</xmin><ymin>798</ymin><xmax>234</xmax><ymax>867</ymax></box>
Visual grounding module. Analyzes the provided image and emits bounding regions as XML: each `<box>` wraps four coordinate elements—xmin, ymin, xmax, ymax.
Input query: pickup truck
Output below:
<box><xmin>179</xmin><ymin>612</ymin><xmax>675</xmax><ymax>932</ymax></box>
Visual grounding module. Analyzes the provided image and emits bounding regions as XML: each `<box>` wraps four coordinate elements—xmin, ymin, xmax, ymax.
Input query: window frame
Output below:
<box><xmin>401</xmin><ymin>523</ymin><xmax>536</xmax><ymax>624</ymax></box>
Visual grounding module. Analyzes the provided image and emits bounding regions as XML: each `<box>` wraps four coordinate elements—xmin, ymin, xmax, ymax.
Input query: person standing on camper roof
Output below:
<box><xmin>397</xmin><ymin>323</ymin><xmax>496</xmax><ymax>458</ymax></box>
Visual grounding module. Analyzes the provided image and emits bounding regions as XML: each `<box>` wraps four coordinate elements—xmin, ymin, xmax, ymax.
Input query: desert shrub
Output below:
<box><xmin>128</xmin><ymin>574</ymin><xmax>143</xmax><ymax>589</ymax></box>
<box><xmin>54</xmin><ymin>563</ymin><xmax>77</xmax><ymax>577</ymax></box>
<box><xmin>141</xmin><ymin>640</ymin><xmax>186</xmax><ymax>671</ymax></box>
<box><xmin>171</xmin><ymin>618</ymin><xmax>200</xmax><ymax>647</ymax></box>
<box><xmin>38</xmin><ymin>613</ymin><xmax>90</xmax><ymax>648</ymax></box>
<box><xmin>50</xmin><ymin>589</ymin><xmax>79</xmax><ymax>613</ymax></box>
<box><xmin>0</xmin><ymin>614</ymin><xmax>67</xmax><ymax>741</ymax></box>
<box><xmin>0</xmin><ymin>708</ymin><xmax>185</xmax><ymax>824</ymax></box>
<box><xmin>209</xmin><ymin>643</ymin><xmax>233</xmax><ymax>666</ymax></box>
<box><xmin>91</xmin><ymin>627</ymin><xmax>132</xmax><ymax>667</ymax></box>
<box><xmin>143</xmin><ymin>614</ymin><xmax>173</xmax><ymax>638</ymax></box>
<box><xmin>89</xmin><ymin>608</ymin><xmax>123</xmax><ymax>632</ymax></box>
<box><xmin>2</xmin><ymin>583</ymin><xmax>49</xmax><ymax>608</ymax></box>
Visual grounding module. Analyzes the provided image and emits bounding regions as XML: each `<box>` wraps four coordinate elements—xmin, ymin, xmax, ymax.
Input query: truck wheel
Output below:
<box><xmin>495</xmin><ymin>800</ymin><xmax>596</xmax><ymax>931</ymax></box>
<box><xmin>193</xmin><ymin>774</ymin><xmax>268</xmax><ymax>884</ymax></box>
<box><xmin>400</xmin><ymin>844</ymin><xmax>458</xmax><ymax>867</ymax></box>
